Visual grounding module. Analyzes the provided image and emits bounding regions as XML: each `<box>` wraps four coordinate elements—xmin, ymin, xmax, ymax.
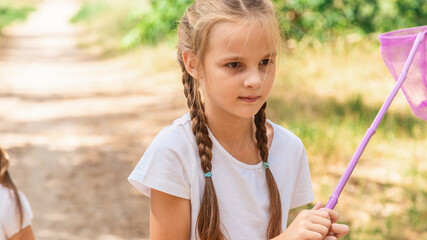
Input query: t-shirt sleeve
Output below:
<box><xmin>128</xmin><ymin>127</ymin><xmax>191</xmax><ymax>199</ymax></box>
<box><xmin>3</xmin><ymin>191</ymin><xmax>34</xmax><ymax>238</ymax></box>
<box><xmin>290</xmin><ymin>146</ymin><xmax>314</xmax><ymax>209</ymax></box>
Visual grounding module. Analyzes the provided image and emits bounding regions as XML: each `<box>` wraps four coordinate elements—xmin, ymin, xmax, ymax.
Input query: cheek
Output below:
<box><xmin>263</xmin><ymin>70</ymin><xmax>275</xmax><ymax>92</ymax></box>
<box><xmin>268</xmin><ymin>71</ymin><xmax>275</xmax><ymax>86</ymax></box>
<box><xmin>204</xmin><ymin>67</ymin><xmax>238</xmax><ymax>92</ymax></box>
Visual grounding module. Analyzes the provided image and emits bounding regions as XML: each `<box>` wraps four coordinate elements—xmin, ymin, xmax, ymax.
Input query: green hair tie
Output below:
<box><xmin>204</xmin><ymin>172</ymin><xmax>212</xmax><ymax>177</ymax></box>
<box><xmin>263</xmin><ymin>162</ymin><xmax>270</xmax><ymax>169</ymax></box>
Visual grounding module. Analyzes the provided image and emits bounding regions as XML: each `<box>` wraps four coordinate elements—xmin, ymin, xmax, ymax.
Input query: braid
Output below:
<box><xmin>255</xmin><ymin>103</ymin><xmax>269</xmax><ymax>162</ymax></box>
<box><xmin>254</xmin><ymin>102</ymin><xmax>283</xmax><ymax>239</ymax></box>
<box><xmin>181</xmin><ymin>67</ymin><xmax>224</xmax><ymax>240</ymax></box>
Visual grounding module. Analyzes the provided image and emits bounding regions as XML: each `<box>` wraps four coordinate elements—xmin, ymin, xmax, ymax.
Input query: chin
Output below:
<box><xmin>238</xmin><ymin>108</ymin><xmax>263</xmax><ymax>118</ymax></box>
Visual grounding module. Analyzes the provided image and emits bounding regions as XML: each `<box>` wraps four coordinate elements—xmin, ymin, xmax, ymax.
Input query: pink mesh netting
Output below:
<box><xmin>379</xmin><ymin>26</ymin><xmax>427</xmax><ymax>120</ymax></box>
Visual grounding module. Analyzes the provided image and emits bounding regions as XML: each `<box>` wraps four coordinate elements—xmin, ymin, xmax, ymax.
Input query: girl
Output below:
<box><xmin>129</xmin><ymin>0</ymin><xmax>349</xmax><ymax>239</ymax></box>
<box><xmin>0</xmin><ymin>148</ymin><xmax>35</xmax><ymax>240</ymax></box>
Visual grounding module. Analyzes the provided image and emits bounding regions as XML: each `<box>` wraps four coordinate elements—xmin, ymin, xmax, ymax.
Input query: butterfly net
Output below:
<box><xmin>379</xmin><ymin>26</ymin><xmax>427</xmax><ymax>120</ymax></box>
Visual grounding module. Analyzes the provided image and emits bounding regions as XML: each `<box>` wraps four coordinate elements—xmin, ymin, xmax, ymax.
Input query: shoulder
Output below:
<box><xmin>17</xmin><ymin>191</ymin><xmax>33</xmax><ymax>214</ymax></box>
<box><xmin>0</xmin><ymin>184</ymin><xmax>33</xmax><ymax>212</ymax></box>
<box><xmin>137</xmin><ymin>113</ymin><xmax>197</xmax><ymax>171</ymax></box>
<box><xmin>0</xmin><ymin>184</ymin><xmax>12</xmax><ymax>209</ymax></box>
<box><xmin>0</xmin><ymin>185</ymin><xmax>33</xmax><ymax>229</ymax></box>
<box><xmin>0</xmin><ymin>184</ymin><xmax>15</xmax><ymax>209</ymax></box>
<box><xmin>268</xmin><ymin>120</ymin><xmax>304</xmax><ymax>148</ymax></box>
<box><xmin>151</xmin><ymin>113</ymin><xmax>195</xmax><ymax>151</ymax></box>
<box><xmin>17</xmin><ymin>190</ymin><xmax>34</xmax><ymax>227</ymax></box>
<box><xmin>137</xmin><ymin>113</ymin><xmax>198</xmax><ymax>169</ymax></box>
<box><xmin>129</xmin><ymin>113</ymin><xmax>196</xmax><ymax>199</ymax></box>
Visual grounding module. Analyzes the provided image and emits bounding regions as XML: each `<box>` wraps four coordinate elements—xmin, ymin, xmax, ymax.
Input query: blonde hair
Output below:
<box><xmin>0</xmin><ymin>147</ymin><xmax>24</xmax><ymax>229</ymax></box>
<box><xmin>177</xmin><ymin>0</ymin><xmax>283</xmax><ymax>239</ymax></box>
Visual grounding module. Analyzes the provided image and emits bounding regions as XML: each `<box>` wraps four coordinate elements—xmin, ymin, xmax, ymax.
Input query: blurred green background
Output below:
<box><xmin>1</xmin><ymin>0</ymin><xmax>426</xmax><ymax>239</ymax></box>
<box><xmin>0</xmin><ymin>0</ymin><xmax>35</xmax><ymax>30</ymax></box>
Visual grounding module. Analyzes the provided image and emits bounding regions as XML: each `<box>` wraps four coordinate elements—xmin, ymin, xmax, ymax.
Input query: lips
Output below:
<box><xmin>239</xmin><ymin>96</ymin><xmax>260</xmax><ymax>103</ymax></box>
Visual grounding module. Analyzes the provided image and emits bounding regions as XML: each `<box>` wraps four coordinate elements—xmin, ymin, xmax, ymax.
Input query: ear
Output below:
<box><xmin>182</xmin><ymin>51</ymin><xmax>202</xmax><ymax>79</ymax></box>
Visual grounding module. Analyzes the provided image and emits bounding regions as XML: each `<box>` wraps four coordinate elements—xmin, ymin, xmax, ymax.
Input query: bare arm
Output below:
<box><xmin>150</xmin><ymin>189</ymin><xmax>191</xmax><ymax>240</ymax></box>
<box><xmin>9</xmin><ymin>226</ymin><xmax>35</xmax><ymax>240</ymax></box>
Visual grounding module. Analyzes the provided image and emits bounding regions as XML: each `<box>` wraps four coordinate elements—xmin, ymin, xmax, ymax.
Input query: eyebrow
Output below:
<box><xmin>264</xmin><ymin>52</ymin><xmax>277</xmax><ymax>58</ymax></box>
<box><xmin>220</xmin><ymin>56</ymin><xmax>243</xmax><ymax>62</ymax></box>
<box><xmin>220</xmin><ymin>52</ymin><xmax>277</xmax><ymax>62</ymax></box>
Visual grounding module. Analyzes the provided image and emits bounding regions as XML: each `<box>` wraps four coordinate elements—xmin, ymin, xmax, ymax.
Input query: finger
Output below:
<box><xmin>304</xmin><ymin>228</ymin><xmax>326</xmax><ymax>240</ymax></box>
<box><xmin>312</xmin><ymin>201</ymin><xmax>322</xmax><ymax>210</ymax></box>
<box><xmin>306</xmin><ymin>223</ymin><xmax>330</xmax><ymax>238</ymax></box>
<box><xmin>311</xmin><ymin>209</ymin><xmax>331</xmax><ymax>220</ymax></box>
<box><xmin>320</xmin><ymin>208</ymin><xmax>339</xmax><ymax>223</ymax></box>
<box><xmin>310</xmin><ymin>215</ymin><xmax>332</xmax><ymax>228</ymax></box>
<box><xmin>330</xmin><ymin>223</ymin><xmax>350</xmax><ymax>238</ymax></box>
<box><xmin>323</xmin><ymin>236</ymin><xmax>337</xmax><ymax>240</ymax></box>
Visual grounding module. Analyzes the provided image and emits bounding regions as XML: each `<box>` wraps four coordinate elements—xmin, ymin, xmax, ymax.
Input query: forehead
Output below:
<box><xmin>205</xmin><ymin>21</ymin><xmax>277</xmax><ymax>59</ymax></box>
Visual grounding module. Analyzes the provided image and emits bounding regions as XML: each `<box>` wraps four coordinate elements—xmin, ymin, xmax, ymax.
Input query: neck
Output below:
<box><xmin>204</xmin><ymin>109</ymin><xmax>255</xmax><ymax>149</ymax></box>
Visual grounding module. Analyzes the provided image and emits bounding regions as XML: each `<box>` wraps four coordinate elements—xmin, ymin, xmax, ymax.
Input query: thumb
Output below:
<box><xmin>312</xmin><ymin>201</ymin><xmax>322</xmax><ymax>210</ymax></box>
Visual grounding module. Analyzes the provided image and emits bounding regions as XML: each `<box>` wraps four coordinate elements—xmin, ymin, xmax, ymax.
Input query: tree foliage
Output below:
<box><xmin>0</xmin><ymin>5</ymin><xmax>34</xmax><ymax>31</ymax></box>
<box><xmin>274</xmin><ymin>0</ymin><xmax>379</xmax><ymax>41</ymax></box>
<box><xmin>274</xmin><ymin>0</ymin><xmax>427</xmax><ymax>41</ymax></box>
<box><xmin>71</xmin><ymin>0</ymin><xmax>427</xmax><ymax>49</ymax></box>
<box><xmin>121</xmin><ymin>0</ymin><xmax>193</xmax><ymax>49</ymax></box>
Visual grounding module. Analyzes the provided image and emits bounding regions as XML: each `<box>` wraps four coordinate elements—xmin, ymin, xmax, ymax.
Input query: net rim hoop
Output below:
<box><xmin>379</xmin><ymin>25</ymin><xmax>427</xmax><ymax>40</ymax></box>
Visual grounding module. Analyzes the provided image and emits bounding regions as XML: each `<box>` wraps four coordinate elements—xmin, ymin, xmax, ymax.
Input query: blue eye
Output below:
<box><xmin>226</xmin><ymin>62</ymin><xmax>241</xmax><ymax>68</ymax></box>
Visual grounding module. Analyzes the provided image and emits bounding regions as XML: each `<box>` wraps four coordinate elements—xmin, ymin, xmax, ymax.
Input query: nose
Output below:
<box><xmin>243</xmin><ymin>68</ymin><xmax>263</xmax><ymax>88</ymax></box>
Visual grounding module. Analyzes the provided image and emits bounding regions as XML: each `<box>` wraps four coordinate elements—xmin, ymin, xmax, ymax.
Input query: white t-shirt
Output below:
<box><xmin>0</xmin><ymin>184</ymin><xmax>33</xmax><ymax>240</ymax></box>
<box><xmin>128</xmin><ymin>113</ymin><xmax>313</xmax><ymax>240</ymax></box>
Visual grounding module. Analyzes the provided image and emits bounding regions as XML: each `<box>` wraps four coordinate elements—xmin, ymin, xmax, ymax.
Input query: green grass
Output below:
<box><xmin>268</xmin><ymin>92</ymin><xmax>425</xmax><ymax>161</ymax></box>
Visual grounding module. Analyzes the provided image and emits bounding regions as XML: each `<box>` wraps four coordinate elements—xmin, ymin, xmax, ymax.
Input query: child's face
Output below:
<box><xmin>200</xmin><ymin>21</ymin><xmax>277</xmax><ymax>119</ymax></box>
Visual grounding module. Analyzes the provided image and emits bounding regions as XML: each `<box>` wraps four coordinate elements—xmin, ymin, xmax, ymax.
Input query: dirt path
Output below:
<box><xmin>0</xmin><ymin>0</ymin><xmax>186</xmax><ymax>239</ymax></box>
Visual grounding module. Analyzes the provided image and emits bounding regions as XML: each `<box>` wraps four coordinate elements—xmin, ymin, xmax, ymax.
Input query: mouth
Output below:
<box><xmin>239</xmin><ymin>96</ymin><xmax>260</xmax><ymax>103</ymax></box>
